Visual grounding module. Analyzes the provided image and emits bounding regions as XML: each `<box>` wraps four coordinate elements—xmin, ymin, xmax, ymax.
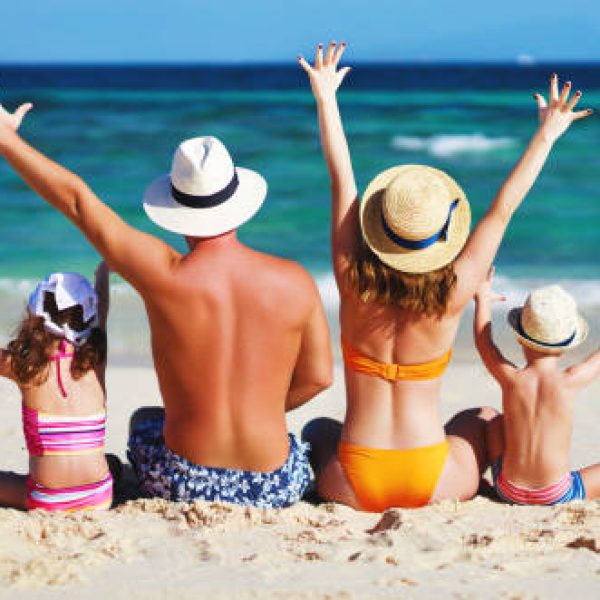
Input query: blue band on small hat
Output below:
<box><xmin>517</xmin><ymin>318</ymin><xmax>576</xmax><ymax>348</ymax></box>
<box><xmin>381</xmin><ymin>198</ymin><xmax>460</xmax><ymax>250</ymax></box>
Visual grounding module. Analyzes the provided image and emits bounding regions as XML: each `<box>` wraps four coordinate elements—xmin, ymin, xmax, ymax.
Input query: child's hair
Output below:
<box><xmin>346</xmin><ymin>240</ymin><xmax>457</xmax><ymax>318</ymax></box>
<box><xmin>7</xmin><ymin>292</ymin><xmax>106</xmax><ymax>386</ymax></box>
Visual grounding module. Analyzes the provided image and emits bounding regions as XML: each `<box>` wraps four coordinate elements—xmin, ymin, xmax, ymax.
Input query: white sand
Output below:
<box><xmin>1</xmin><ymin>362</ymin><xmax>600</xmax><ymax>599</ymax></box>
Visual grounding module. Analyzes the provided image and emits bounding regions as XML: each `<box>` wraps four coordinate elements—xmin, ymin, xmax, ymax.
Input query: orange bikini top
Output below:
<box><xmin>341</xmin><ymin>337</ymin><xmax>451</xmax><ymax>382</ymax></box>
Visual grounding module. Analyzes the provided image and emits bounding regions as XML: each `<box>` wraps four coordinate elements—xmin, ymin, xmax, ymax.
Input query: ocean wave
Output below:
<box><xmin>0</xmin><ymin>278</ymin><xmax>136</xmax><ymax>299</ymax></box>
<box><xmin>2</xmin><ymin>273</ymin><xmax>600</xmax><ymax>316</ymax></box>
<box><xmin>391</xmin><ymin>133</ymin><xmax>515</xmax><ymax>157</ymax></box>
<box><xmin>315</xmin><ymin>272</ymin><xmax>600</xmax><ymax>315</ymax></box>
<box><xmin>493</xmin><ymin>275</ymin><xmax>600</xmax><ymax>313</ymax></box>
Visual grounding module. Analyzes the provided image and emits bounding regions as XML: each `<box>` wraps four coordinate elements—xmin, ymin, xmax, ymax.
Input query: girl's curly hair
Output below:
<box><xmin>7</xmin><ymin>292</ymin><xmax>106</xmax><ymax>386</ymax></box>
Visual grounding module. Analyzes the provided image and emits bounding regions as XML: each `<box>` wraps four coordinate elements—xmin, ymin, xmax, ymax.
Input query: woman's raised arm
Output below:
<box><xmin>451</xmin><ymin>75</ymin><xmax>593</xmax><ymax>309</ymax></box>
<box><xmin>299</xmin><ymin>42</ymin><xmax>358</xmax><ymax>285</ymax></box>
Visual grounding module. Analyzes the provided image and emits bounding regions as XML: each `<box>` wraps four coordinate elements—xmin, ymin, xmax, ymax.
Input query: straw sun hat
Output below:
<box><xmin>144</xmin><ymin>136</ymin><xmax>267</xmax><ymax>237</ymax></box>
<box><xmin>360</xmin><ymin>165</ymin><xmax>471</xmax><ymax>273</ymax></box>
<box><xmin>508</xmin><ymin>285</ymin><xmax>588</xmax><ymax>354</ymax></box>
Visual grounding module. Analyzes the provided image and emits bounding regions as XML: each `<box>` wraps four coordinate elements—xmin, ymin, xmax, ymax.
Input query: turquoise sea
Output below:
<box><xmin>0</xmin><ymin>65</ymin><xmax>599</xmax><ymax>361</ymax></box>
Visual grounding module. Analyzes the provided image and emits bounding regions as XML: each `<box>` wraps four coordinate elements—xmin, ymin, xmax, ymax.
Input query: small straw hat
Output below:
<box><xmin>144</xmin><ymin>136</ymin><xmax>267</xmax><ymax>237</ymax></box>
<box><xmin>508</xmin><ymin>285</ymin><xmax>588</xmax><ymax>354</ymax></box>
<box><xmin>360</xmin><ymin>165</ymin><xmax>471</xmax><ymax>273</ymax></box>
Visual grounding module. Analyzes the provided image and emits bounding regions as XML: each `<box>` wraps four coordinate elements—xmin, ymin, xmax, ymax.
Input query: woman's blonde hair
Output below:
<box><xmin>346</xmin><ymin>241</ymin><xmax>457</xmax><ymax>317</ymax></box>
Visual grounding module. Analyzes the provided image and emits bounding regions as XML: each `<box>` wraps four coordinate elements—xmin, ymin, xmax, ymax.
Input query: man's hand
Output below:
<box><xmin>0</xmin><ymin>101</ymin><xmax>33</xmax><ymax>133</ymax></box>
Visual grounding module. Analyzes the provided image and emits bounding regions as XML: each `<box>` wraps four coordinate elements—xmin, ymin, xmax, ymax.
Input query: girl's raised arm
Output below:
<box><xmin>451</xmin><ymin>75</ymin><xmax>593</xmax><ymax>310</ymax></box>
<box><xmin>298</xmin><ymin>42</ymin><xmax>358</xmax><ymax>285</ymax></box>
<box><xmin>94</xmin><ymin>261</ymin><xmax>110</xmax><ymax>332</ymax></box>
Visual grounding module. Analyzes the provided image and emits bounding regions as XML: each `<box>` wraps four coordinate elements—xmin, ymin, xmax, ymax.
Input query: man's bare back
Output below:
<box><xmin>144</xmin><ymin>234</ymin><xmax>332</xmax><ymax>471</ymax></box>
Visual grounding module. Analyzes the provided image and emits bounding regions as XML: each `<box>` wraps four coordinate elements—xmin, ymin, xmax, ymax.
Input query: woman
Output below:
<box><xmin>298</xmin><ymin>42</ymin><xmax>592</xmax><ymax>511</ymax></box>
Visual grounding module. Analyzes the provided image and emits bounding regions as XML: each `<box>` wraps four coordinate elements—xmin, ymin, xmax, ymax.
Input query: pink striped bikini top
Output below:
<box><xmin>22</xmin><ymin>339</ymin><xmax>106</xmax><ymax>457</ymax></box>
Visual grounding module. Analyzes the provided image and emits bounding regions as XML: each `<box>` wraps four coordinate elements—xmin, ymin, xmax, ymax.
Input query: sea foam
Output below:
<box><xmin>315</xmin><ymin>272</ymin><xmax>600</xmax><ymax>316</ymax></box>
<box><xmin>391</xmin><ymin>133</ymin><xmax>515</xmax><ymax>157</ymax></box>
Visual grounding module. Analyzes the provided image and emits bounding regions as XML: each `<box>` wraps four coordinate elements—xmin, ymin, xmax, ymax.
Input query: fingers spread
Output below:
<box><xmin>558</xmin><ymin>81</ymin><xmax>571</xmax><ymax>107</ymax></box>
<box><xmin>533</xmin><ymin>93</ymin><xmax>548</xmax><ymax>109</ymax></box>
<box><xmin>565</xmin><ymin>90</ymin><xmax>582</xmax><ymax>112</ymax></box>
<box><xmin>15</xmin><ymin>103</ymin><xmax>33</xmax><ymax>120</ymax></box>
<box><xmin>324</xmin><ymin>41</ymin><xmax>336</xmax><ymax>65</ymax></box>
<box><xmin>550</xmin><ymin>73</ymin><xmax>559</xmax><ymax>102</ymax></box>
<box><xmin>297</xmin><ymin>55</ymin><xmax>312</xmax><ymax>74</ymax></box>
<box><xmin>315</xmin><ymin>43</ymin><xmax>323</xmax><ymax>69</ymax></box>
<box><xmin>332</xmin><ymin>42</ymin><xmax>347</xmax><ymax>66</ymax></box>
<box><xmin>572</xmin><ymin>108</ymin><xmax>594</xmax><ymax>121</ymax></box>
<box><xmin>338</xmin><ymin>66</ymin><xmax>352</xmax><ymax>82</ymax></box>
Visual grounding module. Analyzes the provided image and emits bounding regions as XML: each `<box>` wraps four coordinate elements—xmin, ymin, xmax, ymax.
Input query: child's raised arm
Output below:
<box><xmin>566</xmin><ymin>348</ymin><xmax>600</xmax><ymax>387</ymax></box>
<box><xmin>452</xmin><ymin>75</ymin><xmax>593</xmax><ymax>309</ymax></box>
<box><xmin>298</xmin><ymin>42</ymin><xmax>358</xmax><ymax>286</ymax></box>
<box><xmin>473</xmin><ymin>267</ymin><xmax>516</xmax><ymax>383</ymax></box>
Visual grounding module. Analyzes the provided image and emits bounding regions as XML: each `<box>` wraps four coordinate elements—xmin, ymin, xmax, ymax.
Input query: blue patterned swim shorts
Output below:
<box><xmin>127</xmin><ymin>417</ymin><xmax>311</xmax><ymax>508</ymax></box>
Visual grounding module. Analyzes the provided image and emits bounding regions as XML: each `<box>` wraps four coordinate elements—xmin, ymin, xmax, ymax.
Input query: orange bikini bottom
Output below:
<box><xmin>337</xmin><ymin>440</ymin><xmax>449</xmax><ymax>511</ymax></box>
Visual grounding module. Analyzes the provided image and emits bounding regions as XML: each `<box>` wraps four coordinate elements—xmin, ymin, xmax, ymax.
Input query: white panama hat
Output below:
<box><xmin>143</xmin><ymin>136</ymin><xmax>267</xmax><ymax>237</ymax></box>
<box><xmin>508</xmin><ymin>285</ymin><xmax>588</xmax><ymax>354</ymax></box>
<box><xmin>28</xmin><ymin>272</ymin><xmax>98</xmax><ymax>346</ymax></box>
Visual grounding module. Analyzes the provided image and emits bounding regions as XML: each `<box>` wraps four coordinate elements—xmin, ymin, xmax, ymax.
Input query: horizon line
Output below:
<box><xmin>1</xmin><ymin>59</ymin><xmax>600</xmax><ymax>67</ymax></box>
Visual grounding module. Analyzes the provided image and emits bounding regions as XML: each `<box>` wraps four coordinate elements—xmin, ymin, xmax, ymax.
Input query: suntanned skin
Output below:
<box><xmin>0</xmin><ymin>261</ymin><xmax>110</xmax><ymax>509</ymax></box>
<box><xmin>0</xmin><ymin>102</ymin><xmax>332</xmax><ymax>473</ymax></box>
<box><xmin>474</xmin><ymin>268</ymin><xmax>600</xmax><ymax>498</ymax></box>
<box><xmin>298</xmin><ymin>42</ymin><xmax>593</xmax><ymax>508</ymax></box>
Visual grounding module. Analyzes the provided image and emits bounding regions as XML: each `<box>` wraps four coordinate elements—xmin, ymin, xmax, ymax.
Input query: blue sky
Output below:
<box><xmin>1</xmin><ymin>0</ymin><xmax>599</xmax><ymax>63</ymax></box>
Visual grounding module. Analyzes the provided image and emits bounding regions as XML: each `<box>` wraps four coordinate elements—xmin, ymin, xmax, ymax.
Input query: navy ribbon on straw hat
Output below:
<box><xmin>517</xmin><ymin>319</ymin><xmax>577</xmax><ymax>348</ymax></box>
<box><xmin>381</xmin><ymin>198</ymin><xmax>460</xmax><ymax>250</ymax></box>
<box><xmin>171</xmin><ymin>171</ymin><xmax>240</xmax><ymax>209</ymax></box>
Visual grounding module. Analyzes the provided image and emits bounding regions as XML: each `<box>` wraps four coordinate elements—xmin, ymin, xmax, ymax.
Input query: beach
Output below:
<box><xmin>1</xmin><ymin>64</ymin><xmax>600</xmax><ymax>598</ymax></box>
<box><xmin>2</xmin><ymin>295</ymin><xmax>600</xmax><ymax>598</ymax></box>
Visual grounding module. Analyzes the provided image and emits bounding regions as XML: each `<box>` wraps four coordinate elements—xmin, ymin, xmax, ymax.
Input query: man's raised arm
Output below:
<box><xmin>0</xmin><ymin>101</ymin><xmax>178</xmax><ymax>293</ymax></box>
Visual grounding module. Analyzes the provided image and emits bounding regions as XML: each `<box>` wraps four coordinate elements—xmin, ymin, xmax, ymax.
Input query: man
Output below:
<box><xmin>0</xmin><ymin>102</ymin><xmax>332</xmax><ymax>508</ymax></box>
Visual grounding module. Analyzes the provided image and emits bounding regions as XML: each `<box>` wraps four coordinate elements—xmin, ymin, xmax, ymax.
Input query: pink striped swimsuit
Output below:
<box><xmin>22</xmin><ymin>340</ymin><xmax>113</xmax><ymax>512</ymax></box>
<box><xmin>492</xmin><ymin>459</ymin><xmax>586</xmax><ymax>505</ymax></box>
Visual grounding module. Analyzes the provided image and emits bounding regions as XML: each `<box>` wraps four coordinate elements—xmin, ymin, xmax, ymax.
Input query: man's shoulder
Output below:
<box><xmin>250</xmin><ymin>253</ymin><xmax>320</xmax><ymax>301</ymax></box>
<box><xmin>251</xmin><ymin>251</ymin><xmax>312</xmax><ymax>280</ymax></box>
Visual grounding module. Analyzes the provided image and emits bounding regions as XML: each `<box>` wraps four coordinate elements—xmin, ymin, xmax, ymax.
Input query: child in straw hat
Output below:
<box><xmin>474</xmin><ymin>268</ymin><xmax>600</xmax><ymax>504</ymax></box>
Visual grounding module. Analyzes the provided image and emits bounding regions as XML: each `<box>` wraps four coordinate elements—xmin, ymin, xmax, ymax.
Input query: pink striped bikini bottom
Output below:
<box><xmin>26</xmin><ymin>473</ymin><xmax>113</xmax><ymax>512</ymax></box>
<box><xmin>492</xmin><ymin>459</ymin><xmax>585</xmax><ymax>505</ymax></box>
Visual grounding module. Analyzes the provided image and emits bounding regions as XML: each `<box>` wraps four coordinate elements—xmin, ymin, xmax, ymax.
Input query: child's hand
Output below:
<box><xmin>534</xmin><ymin>74</ymin><xmax>593</xmax><ymax>144</ymax></box>
<box><xmin>298</xmin><ymin>42</ymin><xmax>351</xmax><ymax>103</ymax></box>
<box><xmin>475</xmin><ymin>266</ymin><xmax>506</xmax><ymax>304</ymax></box>
<box><xmin>0</xmin><ymin>101</ymin><xmax>33</xmax><ymax>133</ymax></box>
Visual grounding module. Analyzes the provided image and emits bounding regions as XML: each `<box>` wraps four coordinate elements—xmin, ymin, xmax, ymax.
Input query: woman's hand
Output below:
<box><xmin>298</xmin><ymin>42</ymin><xmax>351</xmax><ymax>103</ymax></box>
<box><xmin>534</xmin><ymin>74</ymin><xmax>592</xmax><ymax>144</ymax></box>
<box><xmin>474</xmin><ymin>266</ymin><xmax>506</xmax><ymax>305</ymax></box>
<box><xmin>0</xmin><ymin>101</ymin><xmax>33</xmax><ymax>133</ymax></box>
